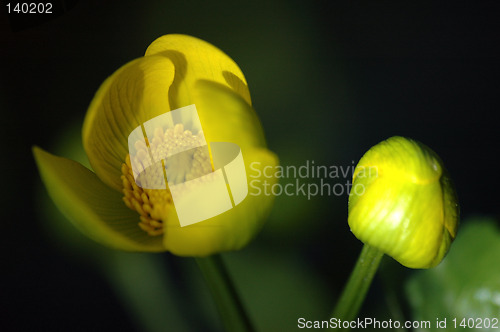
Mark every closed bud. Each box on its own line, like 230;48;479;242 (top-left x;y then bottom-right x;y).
348;136;459;268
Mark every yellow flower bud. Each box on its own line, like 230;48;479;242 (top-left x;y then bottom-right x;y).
348;136;459;269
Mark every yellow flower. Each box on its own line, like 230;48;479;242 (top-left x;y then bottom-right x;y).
34;34;278;256
348;136;459;268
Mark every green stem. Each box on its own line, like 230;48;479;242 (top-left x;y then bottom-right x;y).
196;255;254;332
332;244;384;323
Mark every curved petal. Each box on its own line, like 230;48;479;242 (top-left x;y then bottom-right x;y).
83;55;176;191
145;34;252;108
163;147;279;256
193;80;266;150
159;78;277;255
33;146;165;252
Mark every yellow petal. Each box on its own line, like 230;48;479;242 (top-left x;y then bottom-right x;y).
145;34;251;108
83;55;176;191
162;147;279;256
33;146;164;252
155;80;276;255
193;79;266;149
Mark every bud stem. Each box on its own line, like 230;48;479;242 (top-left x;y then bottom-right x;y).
196;255;254;332
331;244;384;323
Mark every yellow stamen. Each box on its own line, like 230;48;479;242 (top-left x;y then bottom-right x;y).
121;124;211;236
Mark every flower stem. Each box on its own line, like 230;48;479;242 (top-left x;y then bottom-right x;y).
196;255;254;332
332;244;384;323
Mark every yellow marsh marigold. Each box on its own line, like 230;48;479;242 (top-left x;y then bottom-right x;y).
34;34;278;256
348;136;459;268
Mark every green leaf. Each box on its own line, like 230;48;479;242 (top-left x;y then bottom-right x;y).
407;218;500;326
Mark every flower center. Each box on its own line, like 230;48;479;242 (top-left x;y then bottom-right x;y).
121;124;211;236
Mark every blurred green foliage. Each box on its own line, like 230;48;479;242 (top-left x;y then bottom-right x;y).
407;218;500;331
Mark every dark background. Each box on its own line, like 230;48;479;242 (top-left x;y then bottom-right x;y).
1;1;499;331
